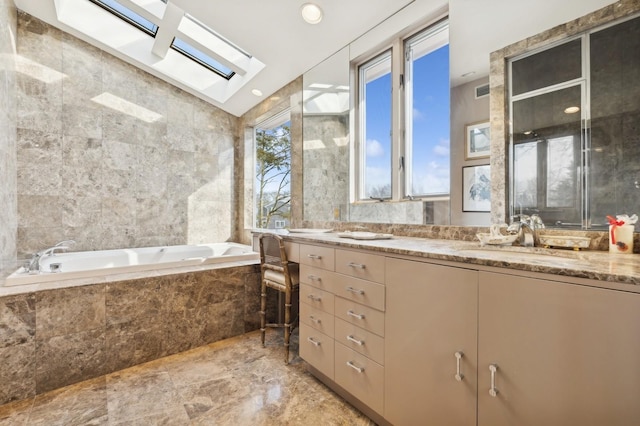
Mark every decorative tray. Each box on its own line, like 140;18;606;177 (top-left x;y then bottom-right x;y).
337;231;393;240
538;235;590;250
476;233;518;246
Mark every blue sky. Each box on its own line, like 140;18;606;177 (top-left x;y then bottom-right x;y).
365;44;450;196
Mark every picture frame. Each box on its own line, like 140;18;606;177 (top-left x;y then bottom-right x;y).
462;165;491;212
465;121;490;159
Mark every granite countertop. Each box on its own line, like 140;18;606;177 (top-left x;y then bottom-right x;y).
261;230;640;287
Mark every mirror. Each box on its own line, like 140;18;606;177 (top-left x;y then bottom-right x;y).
301;0;636;228
508;14;640;229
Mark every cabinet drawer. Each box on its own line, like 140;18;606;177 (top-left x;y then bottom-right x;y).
300;283;335;315
300;302;335;337
300;264;335;293
333;273;385;311
300;323;334;380
335;318;384;365
335;342;384;415
335;297;385;337
335;249;385;283
300;244;335;271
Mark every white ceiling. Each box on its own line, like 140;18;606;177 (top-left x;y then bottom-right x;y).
13;0;617;117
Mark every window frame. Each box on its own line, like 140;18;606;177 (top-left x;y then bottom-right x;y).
353;18;450;204
88;0;158;36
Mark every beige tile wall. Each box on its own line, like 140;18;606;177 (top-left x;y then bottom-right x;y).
14;12;239;260
0;0;17;274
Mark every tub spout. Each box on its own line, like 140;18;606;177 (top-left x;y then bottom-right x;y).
25;240;76;273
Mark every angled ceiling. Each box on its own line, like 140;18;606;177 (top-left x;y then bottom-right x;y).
13;0;618;117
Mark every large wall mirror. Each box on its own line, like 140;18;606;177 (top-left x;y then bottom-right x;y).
301;0;630;228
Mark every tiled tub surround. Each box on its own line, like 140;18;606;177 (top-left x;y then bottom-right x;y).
14;12;239;259
0;263;262;405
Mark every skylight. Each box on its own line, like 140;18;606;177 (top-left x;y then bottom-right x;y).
88;0;158;35
172;38;235;79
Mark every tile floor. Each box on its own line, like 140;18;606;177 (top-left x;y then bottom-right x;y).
0;330;375;425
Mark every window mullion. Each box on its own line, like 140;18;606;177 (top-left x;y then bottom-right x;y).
391;38;403;202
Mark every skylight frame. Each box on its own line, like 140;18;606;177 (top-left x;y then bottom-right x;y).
171;37;236;80
88;0;158;36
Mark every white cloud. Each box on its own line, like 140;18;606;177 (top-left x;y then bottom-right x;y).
366;139;385;157
433;138;450;156
413;108;425;121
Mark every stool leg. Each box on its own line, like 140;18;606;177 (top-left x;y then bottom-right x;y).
260;279;267;347
284;287;292;364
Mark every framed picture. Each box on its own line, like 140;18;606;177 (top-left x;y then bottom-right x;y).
463;165;491;212
465;121;490;159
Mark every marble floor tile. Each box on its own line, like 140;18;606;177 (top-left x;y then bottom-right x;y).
0;330;376;425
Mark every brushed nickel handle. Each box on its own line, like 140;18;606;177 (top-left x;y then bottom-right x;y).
346;335;365;346
309;315;321;324
455;351;464;381
347;310;365;320
346;360;364;373
307;254;322;259
489;364;499;397
307;294;321;302
307;274;321;281
348;262;366;269
307;337;321;346
345;286;365;295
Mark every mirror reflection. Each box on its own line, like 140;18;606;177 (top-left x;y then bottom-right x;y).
509;15;640;229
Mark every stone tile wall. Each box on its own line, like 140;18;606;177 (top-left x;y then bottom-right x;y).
0;264;261;405
0;0;17;275
14;12;239;261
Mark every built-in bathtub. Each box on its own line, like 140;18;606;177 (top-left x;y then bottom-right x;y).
0;242;264;405
5;242;259;287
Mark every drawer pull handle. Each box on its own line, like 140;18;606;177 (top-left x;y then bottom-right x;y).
489;364;499;397
347;310;365;320
309;315;321;324
348;262;366;269
346;360;365;373
347;335;365;346
454;351;464;381
307;337;321;347
307;254;322;260
308;274;321;281
345;286;365;295
307;294;322;302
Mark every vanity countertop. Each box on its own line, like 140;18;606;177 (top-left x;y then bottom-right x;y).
260;231;640;288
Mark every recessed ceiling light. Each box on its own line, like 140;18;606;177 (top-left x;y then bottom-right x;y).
564;106;580;114
251;89;263;96
301;3;323;24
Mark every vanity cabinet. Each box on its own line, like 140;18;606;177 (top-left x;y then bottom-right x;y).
385;257;478;426
293;237;640;425
299;244;336;380
478;272;640;426
298;243;386;415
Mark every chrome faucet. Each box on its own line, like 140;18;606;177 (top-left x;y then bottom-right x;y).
507;214;544;247
25;240;76;273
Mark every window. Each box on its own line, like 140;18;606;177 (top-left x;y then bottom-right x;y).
171;38;235;79
88;0;158;35
355;20;450;202
359;51;392;199
255;110;291;229
404;22;450;197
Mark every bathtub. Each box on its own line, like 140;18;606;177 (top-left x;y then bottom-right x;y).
5;242;259;287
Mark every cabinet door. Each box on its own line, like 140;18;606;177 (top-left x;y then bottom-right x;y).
478;272;640;426
385;258;478;426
